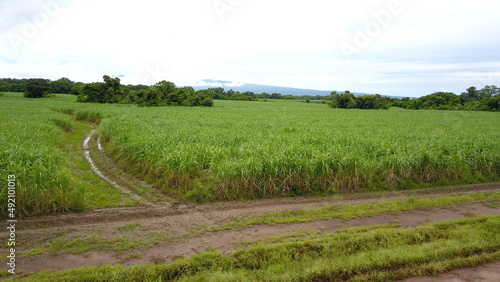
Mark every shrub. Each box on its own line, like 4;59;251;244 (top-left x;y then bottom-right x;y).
24;78;52;98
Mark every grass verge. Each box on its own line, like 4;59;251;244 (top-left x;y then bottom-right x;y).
18;225;173;259
212;192;500;231
16;216;500;281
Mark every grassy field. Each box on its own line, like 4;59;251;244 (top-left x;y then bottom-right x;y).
1;93;499;216
0;93;136;217
99;99;500;201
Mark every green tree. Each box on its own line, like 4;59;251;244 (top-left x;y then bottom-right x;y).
155;80;177;99
242;91;256;99
479;85;499;98
24;78;52;98
208;87;225;95
226;89;235;98
337;91;356;108
77;82;106;103
258;92;271;99
50;77;75;94
460;86;479;103
270;93;282;99
77;75;124;103
133;82;213;107
103;75;123;103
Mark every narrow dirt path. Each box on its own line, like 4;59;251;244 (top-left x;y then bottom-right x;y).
82;124;151;205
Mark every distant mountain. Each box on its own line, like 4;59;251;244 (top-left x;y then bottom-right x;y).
190;79;402;98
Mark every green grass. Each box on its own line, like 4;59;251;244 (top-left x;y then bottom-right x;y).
51;107;75;115
46;235;157;254
49;114;74;132
0;93;136;217
17;216;500;281
18;229;168;258
210;192;500;231
239;224;402;248
75;109;104;124
117;223;141;231
0;93;83;216
99;100;500;201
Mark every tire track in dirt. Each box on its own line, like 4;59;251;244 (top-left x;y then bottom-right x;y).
17;182;500;230
13;203;500;277
82;124;150;205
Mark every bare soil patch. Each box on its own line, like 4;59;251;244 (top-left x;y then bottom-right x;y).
404;261;500;282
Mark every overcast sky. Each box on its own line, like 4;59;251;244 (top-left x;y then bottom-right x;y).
1;0;499;97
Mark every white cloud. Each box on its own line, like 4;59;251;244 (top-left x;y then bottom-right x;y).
0;0;499;96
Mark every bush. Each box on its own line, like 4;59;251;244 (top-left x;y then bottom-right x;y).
203;98;214;107
24;78;52;98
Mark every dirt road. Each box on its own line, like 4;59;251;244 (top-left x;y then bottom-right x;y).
4;183;498;279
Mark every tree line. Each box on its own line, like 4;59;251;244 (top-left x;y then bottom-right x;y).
1;77;81;96
328;91;392;109
1;76;498;111
391;86;499;111
76;76;213;107
1;76;213;107
199;87;296;101
0;77;325;102
328;86;499;111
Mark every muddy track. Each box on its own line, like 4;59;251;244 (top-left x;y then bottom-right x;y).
17;182;500;230
12;199;500;277
82;123;151;204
